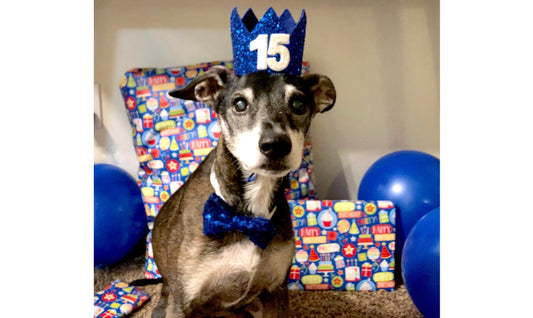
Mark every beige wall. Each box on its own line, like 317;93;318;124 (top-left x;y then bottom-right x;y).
94;0;439;200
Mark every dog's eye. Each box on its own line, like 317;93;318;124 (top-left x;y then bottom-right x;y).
290;98;306;115
233;98;248;112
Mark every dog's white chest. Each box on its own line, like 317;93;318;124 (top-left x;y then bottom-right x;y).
219;240;261;272
183;240;261;306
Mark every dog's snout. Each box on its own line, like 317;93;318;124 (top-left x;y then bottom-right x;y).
259;133;292;159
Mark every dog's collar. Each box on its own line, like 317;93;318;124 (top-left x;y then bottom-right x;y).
203;193;276;249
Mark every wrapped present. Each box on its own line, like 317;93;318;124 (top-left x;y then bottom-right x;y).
288;200;397;291
94;280;150;317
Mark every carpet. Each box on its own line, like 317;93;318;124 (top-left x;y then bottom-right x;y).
94;242;423;318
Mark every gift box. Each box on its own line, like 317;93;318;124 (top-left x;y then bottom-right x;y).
288;200;397;291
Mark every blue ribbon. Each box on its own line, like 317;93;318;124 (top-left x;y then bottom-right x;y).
203;193;276;249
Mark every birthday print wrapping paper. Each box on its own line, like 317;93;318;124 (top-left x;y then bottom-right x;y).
94;280;150;318
120;60;315;279
288;200;397;291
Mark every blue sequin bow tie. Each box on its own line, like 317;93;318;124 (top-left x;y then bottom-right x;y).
203;193;276;249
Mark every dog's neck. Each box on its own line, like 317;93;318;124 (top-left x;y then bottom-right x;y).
210;136;284;219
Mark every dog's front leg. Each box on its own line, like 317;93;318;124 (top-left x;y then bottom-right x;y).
257;285;290;318
152;281;170;318
152;282;186;318
242;297;263;318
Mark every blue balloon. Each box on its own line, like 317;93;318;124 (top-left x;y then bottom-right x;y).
358;150;440;252
94;164;147;268
402;207;440;318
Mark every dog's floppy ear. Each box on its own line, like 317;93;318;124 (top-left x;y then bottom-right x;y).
303;74;336;114
168;65;232;107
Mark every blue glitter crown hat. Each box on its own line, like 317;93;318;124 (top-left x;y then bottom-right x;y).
230;7;306;76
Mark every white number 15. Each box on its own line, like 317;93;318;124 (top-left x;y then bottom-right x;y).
249;33;290;72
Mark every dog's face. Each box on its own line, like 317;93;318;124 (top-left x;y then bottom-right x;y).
217;72;319;177
169;66;336;177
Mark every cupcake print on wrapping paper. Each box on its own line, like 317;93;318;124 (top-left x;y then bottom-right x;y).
288;200;397;291
119;61;315;279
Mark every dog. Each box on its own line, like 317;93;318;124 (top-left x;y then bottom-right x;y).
151;65;336;318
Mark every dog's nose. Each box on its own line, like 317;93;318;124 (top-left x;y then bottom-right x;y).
259;133;292;159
